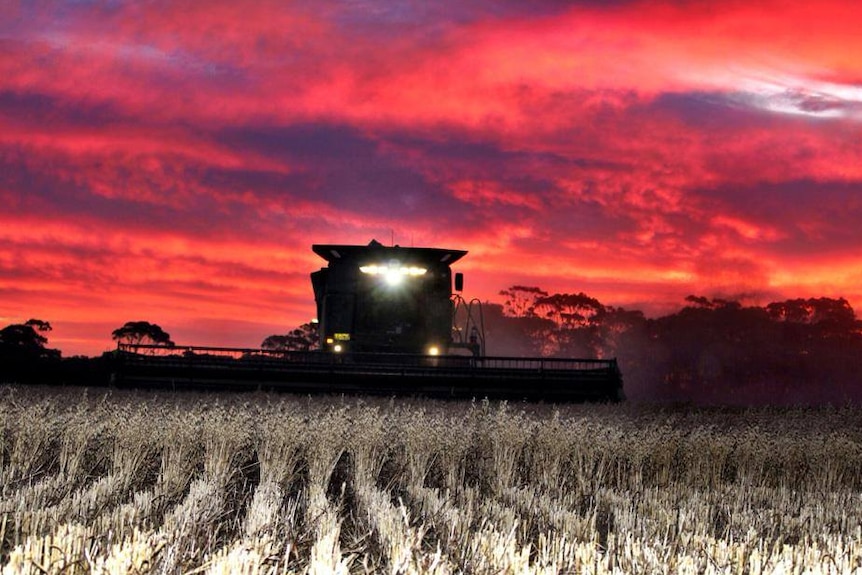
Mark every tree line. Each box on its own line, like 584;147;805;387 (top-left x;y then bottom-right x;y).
4;292;861;403
0;320;174;361
0;320;176;384
484;286;862;403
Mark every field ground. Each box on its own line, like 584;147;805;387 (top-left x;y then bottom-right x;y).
1;385;861;574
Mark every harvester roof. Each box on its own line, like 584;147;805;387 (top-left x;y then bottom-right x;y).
312;239;467;266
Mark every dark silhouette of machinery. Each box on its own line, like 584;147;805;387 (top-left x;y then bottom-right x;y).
311;239;481;356
114;240;623;401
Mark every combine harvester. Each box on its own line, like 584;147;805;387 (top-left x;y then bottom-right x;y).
114;240;623;401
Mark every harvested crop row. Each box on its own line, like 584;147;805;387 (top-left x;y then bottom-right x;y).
2;387;862;574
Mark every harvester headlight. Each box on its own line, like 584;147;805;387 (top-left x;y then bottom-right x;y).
360;262;427;287
427;345;440;356
385;269;404;286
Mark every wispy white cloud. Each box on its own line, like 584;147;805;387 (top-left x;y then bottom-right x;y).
730;73;862;119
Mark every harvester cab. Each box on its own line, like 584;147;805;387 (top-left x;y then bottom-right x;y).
311;239;478;356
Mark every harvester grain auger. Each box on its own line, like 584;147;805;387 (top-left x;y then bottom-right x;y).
114;240;624;402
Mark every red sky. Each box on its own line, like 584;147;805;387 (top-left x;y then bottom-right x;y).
2;0;862;356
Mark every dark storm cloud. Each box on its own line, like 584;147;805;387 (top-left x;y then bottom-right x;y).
0;90;120;128
217;123;463;217
0;150;252;239
647;92;773;129
695;179;862;256
332;0;600;29
384;129;624;172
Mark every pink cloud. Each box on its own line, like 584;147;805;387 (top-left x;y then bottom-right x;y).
2;0;862;356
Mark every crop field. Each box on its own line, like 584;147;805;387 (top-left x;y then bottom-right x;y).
1;386;861;574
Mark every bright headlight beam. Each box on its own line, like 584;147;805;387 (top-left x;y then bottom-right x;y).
384;269;403;286
360;264;427;277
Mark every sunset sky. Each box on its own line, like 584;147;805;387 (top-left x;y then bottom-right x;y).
3;1;862;356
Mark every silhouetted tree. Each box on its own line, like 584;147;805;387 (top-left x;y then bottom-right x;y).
763;297;862;394
495;286;559;355
112;321;174;346
25;318;53;332
498;285;548;318
653;297;764;392
532;292;606;356
767;297;861;339
0;319;60;360
262;322;319;351
534;292;606;329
